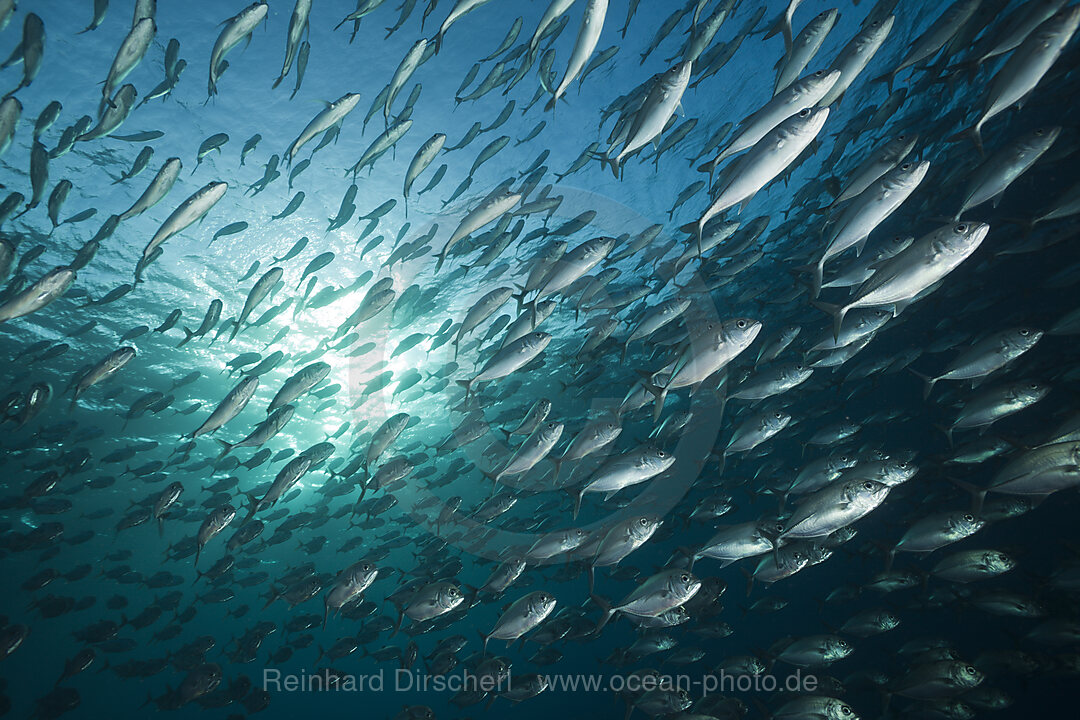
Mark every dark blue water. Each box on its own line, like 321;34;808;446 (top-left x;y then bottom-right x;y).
0;0;1079;718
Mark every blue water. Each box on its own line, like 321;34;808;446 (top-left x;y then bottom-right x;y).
1;0;1079;718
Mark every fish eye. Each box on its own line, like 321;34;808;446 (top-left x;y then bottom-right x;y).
1019;328;1029;336
863;481;874;490
901;162;911;170
680;574;690;583
736;320;747;328
955;224;967;233
1035;128;1044;135
963;514;973;522
657;450;666;457
842;707;853;716
814;70;824;76
965;666;976;674
798;108;811;117
639;518;649;526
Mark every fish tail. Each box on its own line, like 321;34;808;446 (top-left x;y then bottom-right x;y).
455;379;473;402
810;300;847;342
511;284;528;314
811;256;825;299
572;487;586;520
950;478;988;517
588;594;614;635
907;368;937;399
214;439;233;461
934;422;955;449
945;124;984;158
869;70;895;95
590;150;620;179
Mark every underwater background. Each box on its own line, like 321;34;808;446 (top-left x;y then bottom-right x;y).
0;0;1079;718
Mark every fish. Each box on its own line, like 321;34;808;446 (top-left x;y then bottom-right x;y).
702;69;839;177
403;133;445;214
215;405;294;459
574;444;674;518
267;362;330;413
186;376;258;439
273;0;312;89
79;0;109;34
113;145;154;185
811;159;931;297
434;0;496;53
284;93;362;167
138;181;228;276
948;6;1080;155
481;591;556;654
232;267;283;341
819;14;895;106
208;2;268;98
601;61;691;178
457;332;551;399
874;0;981;93
955;126;1060;220
209;221;248;246
347;118;413;177
386;38;427;124
912;327;1043;398
774;9;837;95
691;107;829;245
436;191;521;271
71;347;137;410
101;17;155;114
6;13;44;97
2;3;1080;716
553;0;611;112
592;569;701;633
813;222;990;340
0;267;76;325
